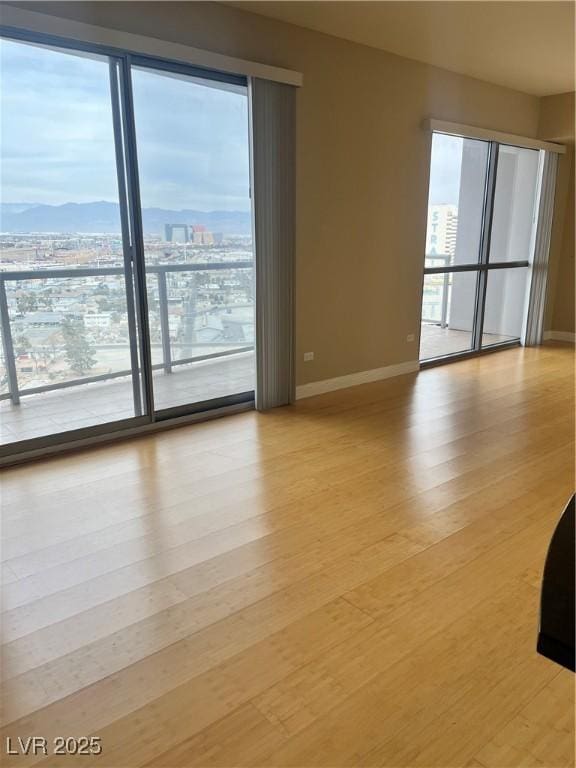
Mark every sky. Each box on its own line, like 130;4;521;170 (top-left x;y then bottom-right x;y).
428;133;464;207
0;38;251;211
1;37;463;213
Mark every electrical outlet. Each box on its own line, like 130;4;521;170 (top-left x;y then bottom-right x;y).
406;334;415;342
303;352;314;362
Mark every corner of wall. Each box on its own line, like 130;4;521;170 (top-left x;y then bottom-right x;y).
538;93;575;336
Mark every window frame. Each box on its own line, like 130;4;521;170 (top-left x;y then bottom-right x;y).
0;25;254;464
420;132;542;365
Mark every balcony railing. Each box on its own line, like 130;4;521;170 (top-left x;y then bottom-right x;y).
0;261;254;406
422;254;450;327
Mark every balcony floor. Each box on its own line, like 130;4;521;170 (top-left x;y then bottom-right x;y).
0;352;255;446
420;323;516;361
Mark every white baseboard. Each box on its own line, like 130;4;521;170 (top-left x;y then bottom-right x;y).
543;330;576;343
295;360;419;400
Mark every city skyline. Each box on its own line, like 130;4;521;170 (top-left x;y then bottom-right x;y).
0;201;252;235
1;38;464;219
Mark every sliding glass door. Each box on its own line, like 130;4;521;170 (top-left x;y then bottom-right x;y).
420;131;542;363
0;38;145;446
421;134;487;359
0;30;254;455
481;145;540;349
130;62;254;416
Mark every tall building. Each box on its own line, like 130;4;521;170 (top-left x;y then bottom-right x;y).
426;204;458;260
165;224;189;243
191;225;214;245
164;224;216;245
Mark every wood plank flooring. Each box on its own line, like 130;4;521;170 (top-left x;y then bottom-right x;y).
1;343;574;767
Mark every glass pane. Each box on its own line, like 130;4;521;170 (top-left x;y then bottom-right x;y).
0;38;141;446
482;267;529;347
420;271;477;361
131;65;254;412
489;146;541;263
425;133;489;268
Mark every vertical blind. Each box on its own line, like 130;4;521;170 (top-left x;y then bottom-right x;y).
251;78;297;410
524;151;559;346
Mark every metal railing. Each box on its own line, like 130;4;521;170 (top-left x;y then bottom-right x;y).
422;254;450;328
0;260;254;405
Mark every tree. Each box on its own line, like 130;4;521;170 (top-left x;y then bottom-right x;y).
37;292;53;310
14;334;31;358
61;316;96;375
16;293;38;314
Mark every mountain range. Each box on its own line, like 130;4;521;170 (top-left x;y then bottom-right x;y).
0;202;252;235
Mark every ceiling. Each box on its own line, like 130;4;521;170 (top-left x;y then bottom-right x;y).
229;1;575;96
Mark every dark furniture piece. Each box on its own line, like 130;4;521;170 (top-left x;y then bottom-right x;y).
537;493;575;672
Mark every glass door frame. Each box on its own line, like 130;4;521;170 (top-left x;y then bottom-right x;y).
127;54;255;423
420;134;541;366
0;25;255;462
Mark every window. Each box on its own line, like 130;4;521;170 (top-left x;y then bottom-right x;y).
0;38;143;443
424;133;489;270
0;32;254;450
419;132;542;363
130;63;254;414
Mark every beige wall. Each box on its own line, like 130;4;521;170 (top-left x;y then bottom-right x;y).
553;154;575;334
539;93;575;335
539;92;575;143
14;2;548;381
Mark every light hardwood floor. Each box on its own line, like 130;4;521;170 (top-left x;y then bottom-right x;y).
1;343;574;767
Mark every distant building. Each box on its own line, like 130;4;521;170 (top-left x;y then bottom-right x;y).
164;224;189;243
24;311;64;327
84;313;112;329
426;204;458;260
16;354;34;374
191;225;214;245
164;223;215;245
191;225;205;245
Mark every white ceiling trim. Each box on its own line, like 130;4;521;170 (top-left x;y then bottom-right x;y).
427;119;566;154
0;5;303;86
